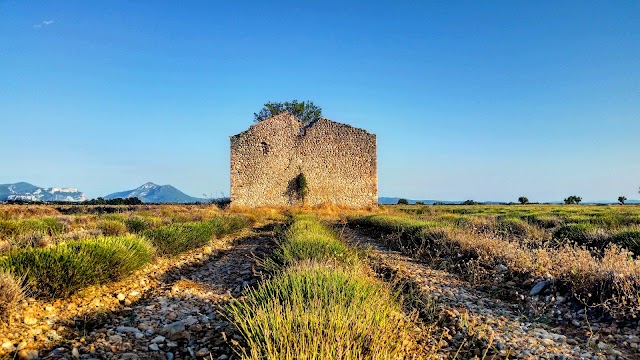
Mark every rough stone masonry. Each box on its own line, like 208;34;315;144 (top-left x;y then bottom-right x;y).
230;113;377;207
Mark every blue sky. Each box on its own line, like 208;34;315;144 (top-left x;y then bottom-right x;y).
1;1;638;202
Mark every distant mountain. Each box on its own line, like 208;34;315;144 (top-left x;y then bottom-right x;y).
0;182;86;202
104;182;205;203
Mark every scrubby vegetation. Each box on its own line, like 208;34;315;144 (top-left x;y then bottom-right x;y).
0;271;23;321
227;215;422;359
351;204;640;320
144;216;248;256
0;235;154;298
0;205;251;305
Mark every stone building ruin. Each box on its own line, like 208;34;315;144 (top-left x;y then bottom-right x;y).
230;113;377;207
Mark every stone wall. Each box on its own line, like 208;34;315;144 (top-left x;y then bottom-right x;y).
230;113;377;207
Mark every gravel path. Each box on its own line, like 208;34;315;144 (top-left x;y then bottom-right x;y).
1;225;276;360
349;230;635;360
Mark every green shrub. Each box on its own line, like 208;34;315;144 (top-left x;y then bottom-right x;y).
144;216;248;256
97;220;128;236
351;215;440;238
0;235;153;298
268;215;357;270
141;215;163;229
144;222;214;256
552;223;610;247
0;218;65;239
524;214;562;229
37;217;66;236
124;217;148;234
102;214;126;222
227;262;417;359
209;216;250;237
497;217;530;237
350;215;450;255
611;228;640;255
0;220;20;239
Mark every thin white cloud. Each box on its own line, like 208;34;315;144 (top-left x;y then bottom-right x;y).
33;20;54;29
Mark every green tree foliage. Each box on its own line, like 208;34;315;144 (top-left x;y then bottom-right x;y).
462;200;478;205
254;100;322;125
82;197;143;205
296;173;309;203
397;198;409;205
563;195;582;205
619;196;627;205
518;196;529;205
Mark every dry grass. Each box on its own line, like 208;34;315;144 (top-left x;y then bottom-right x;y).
352;211;640;320
0;270;24;321
0;205;61;220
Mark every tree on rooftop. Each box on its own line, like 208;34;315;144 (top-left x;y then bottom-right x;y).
253;100;322;126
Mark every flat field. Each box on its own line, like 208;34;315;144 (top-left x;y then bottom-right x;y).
1;204;639;359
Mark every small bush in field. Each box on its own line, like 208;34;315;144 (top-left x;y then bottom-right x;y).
102;214;126;222
124;217;148;234
0;218;65;239
552;223;609;246
144;216;248;256
144;222;214;256
267;215;358;270
611;228;640;254
0;235;154;298
142;216;163;229
227;262;417;360
497;217;530;237
0;270;23;320
209;216;250;237
525;214;561;229
98;220;128;236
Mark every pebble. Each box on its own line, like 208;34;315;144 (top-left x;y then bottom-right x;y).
196;348;210;357
148;343;159;351
161;321;187;340
151;335;166;343
17;349;39;360
495;264;508;272
116;326;141;335
71;347;80;358
529;281;549;296
108;335;123;344
23;316;37;325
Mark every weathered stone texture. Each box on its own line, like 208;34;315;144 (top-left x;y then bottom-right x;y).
230;113;377;207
